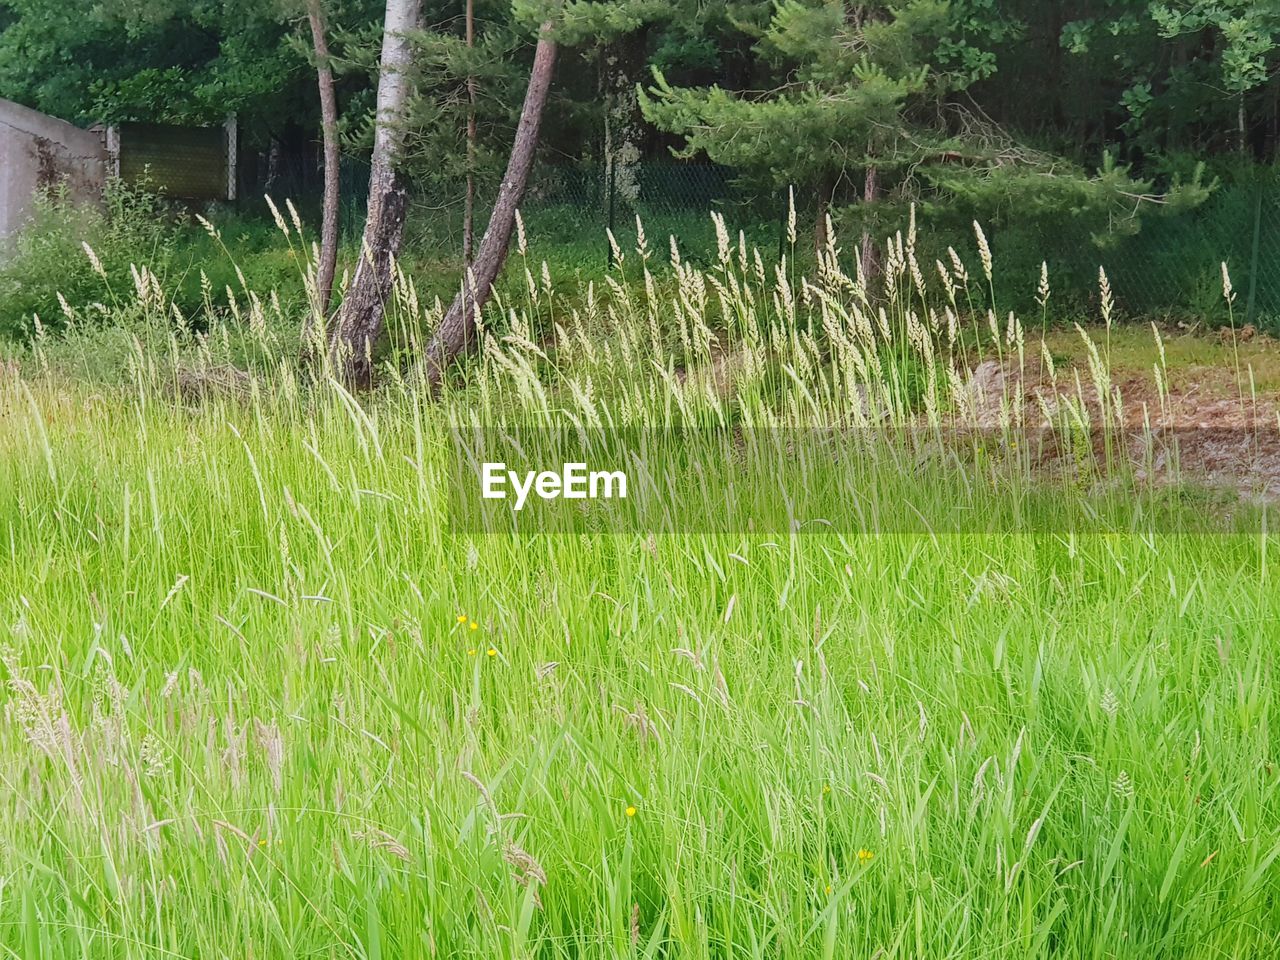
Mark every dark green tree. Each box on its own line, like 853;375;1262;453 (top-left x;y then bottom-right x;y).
642;0;1210;273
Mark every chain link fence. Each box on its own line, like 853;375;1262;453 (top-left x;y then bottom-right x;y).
1104;180;1280;327
326;158;781;267
976;176;1280;329
240;156;1280;331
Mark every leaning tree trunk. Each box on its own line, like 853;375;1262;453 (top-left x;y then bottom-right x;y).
305;0;341;348
327;0;421;387
419;22;558;391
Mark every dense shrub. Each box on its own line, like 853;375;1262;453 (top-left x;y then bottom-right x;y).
0;183;178;340
0;183;310;342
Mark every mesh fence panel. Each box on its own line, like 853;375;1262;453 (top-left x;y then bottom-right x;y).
1021;179;1280;328
240;157;1280;331
1105;181;1280;324
117;123;231;201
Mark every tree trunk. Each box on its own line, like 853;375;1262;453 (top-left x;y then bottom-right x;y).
327;0;421;387
1238;93;1247;154
858;164;880;288
265;138;282;193
305;0;341;345
814;176;834;257
419;22;558;391
463;0;477;264
603;27;648;210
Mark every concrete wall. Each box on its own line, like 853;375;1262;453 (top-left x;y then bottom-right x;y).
0;98;108;253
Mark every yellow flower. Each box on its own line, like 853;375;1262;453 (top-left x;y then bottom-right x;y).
857;848;874;864
487;648;497;658
456;614;467;623
825;884;832;895
469;621;479;631
822;784;831;795
626;805;637;818
467;649;476;657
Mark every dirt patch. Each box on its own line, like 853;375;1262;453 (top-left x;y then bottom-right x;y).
964;334;1280;502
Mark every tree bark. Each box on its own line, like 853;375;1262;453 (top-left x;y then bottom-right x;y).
306;0;341;341
463;0;477;264
265;138;282;194
419;21;558;391
858;163;880;288
1238;93;1247;154
603;27;648;210
814;175;834;257
327;0;421;387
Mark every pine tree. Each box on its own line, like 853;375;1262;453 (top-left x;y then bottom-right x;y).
642;0;1210;270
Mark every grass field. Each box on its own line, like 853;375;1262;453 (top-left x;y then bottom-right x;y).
1;214;1279;957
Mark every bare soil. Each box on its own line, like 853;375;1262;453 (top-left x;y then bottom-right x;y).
968;325;1280;502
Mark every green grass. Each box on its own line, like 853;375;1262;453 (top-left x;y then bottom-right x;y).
0;211;1278;957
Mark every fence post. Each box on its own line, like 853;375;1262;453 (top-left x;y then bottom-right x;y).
1246;179;1263;327
224;114;238;203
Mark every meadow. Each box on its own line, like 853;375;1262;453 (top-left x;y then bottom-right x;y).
1;208;1279;958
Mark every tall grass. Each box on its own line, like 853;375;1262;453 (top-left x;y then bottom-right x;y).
0;202;1278;957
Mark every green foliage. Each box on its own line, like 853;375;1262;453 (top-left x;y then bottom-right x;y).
922;152;1214;243
3;0;1280;335
642;0;1211;246
1049;1;1280;159
557;0;674;42
643;64;916;188
396;8;525;193
3;0;1280;178
0;0;296;131
0;184;176;340
1151;0;1280;95
0;187;310;343
641;0;963;191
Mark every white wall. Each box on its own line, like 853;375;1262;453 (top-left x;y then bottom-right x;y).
0;98;108;254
